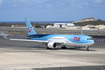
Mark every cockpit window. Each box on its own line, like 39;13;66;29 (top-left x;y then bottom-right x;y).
87;38;93;40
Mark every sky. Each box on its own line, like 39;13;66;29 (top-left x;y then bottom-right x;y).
0;0;105;22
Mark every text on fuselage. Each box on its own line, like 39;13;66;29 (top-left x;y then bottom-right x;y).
74;37;81;41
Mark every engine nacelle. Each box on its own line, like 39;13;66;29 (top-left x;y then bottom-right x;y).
47;42;57;48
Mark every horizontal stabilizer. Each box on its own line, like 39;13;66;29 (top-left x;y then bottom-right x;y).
1;31;7;39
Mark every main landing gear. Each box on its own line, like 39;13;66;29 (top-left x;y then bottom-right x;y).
61;45;67;49
86;46;89;51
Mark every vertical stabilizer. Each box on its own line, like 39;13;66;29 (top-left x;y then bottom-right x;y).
25;18;37;35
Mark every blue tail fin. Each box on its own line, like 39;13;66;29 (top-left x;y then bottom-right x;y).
25;18;37;35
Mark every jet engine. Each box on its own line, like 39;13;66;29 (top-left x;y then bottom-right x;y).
47;42;57;48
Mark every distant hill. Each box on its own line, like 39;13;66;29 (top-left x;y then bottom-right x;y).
73;17;98;23
73;17;105;26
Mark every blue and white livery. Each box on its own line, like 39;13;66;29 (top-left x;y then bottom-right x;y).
1;18;94;51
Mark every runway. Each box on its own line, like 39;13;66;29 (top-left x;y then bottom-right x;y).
0;37;105;70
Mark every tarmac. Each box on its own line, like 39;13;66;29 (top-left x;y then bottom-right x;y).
0;37;105;70
0;27;105;70
1;27;105;35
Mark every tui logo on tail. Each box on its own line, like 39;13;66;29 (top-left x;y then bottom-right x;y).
28;27;32;33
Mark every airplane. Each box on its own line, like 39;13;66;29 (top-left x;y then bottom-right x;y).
1;18;94;51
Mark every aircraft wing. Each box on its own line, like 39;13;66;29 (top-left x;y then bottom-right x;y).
10;39;64;44
6;37;64;44
1;31;47;42
11;38;63;44
10;39;48;43
1;32;63;44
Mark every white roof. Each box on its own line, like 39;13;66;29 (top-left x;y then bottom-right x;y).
54;23;67;24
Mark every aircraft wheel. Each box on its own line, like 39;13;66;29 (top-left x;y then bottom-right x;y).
46;47;50;49
86;48;89;51
61;46;67;49
74;46;80;49
86;46;89;51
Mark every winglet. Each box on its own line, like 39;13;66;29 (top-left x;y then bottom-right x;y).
81;31;83;35
1;31;7;39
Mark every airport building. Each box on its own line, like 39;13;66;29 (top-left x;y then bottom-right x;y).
54;23;75;28
46;23;75;28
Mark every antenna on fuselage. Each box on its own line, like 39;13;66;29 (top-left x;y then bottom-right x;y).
81;31;83;35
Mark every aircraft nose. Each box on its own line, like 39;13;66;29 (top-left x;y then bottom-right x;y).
87;40;95;45
90;40;95;45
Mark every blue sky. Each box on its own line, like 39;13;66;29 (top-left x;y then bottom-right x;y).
0;0;105;21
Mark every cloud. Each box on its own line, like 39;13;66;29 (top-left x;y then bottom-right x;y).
1;0;105;11
10;0;91;10
43;0;93;10
14;0;26;3
13;0;27;8
0;0;2;5
20;0;26;2
93;0;103;3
